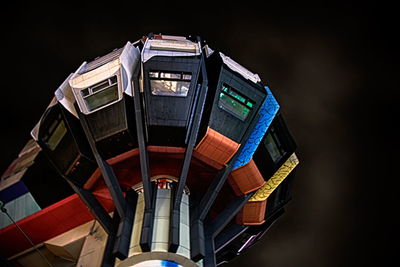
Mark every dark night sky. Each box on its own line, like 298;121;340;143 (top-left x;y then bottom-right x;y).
1;2;398;267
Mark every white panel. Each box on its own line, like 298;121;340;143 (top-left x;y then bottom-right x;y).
151;241;169;252
76;221;107;267
179;224;190;251
151;189;172;252
130;193;145;255
177;193;190;258
54;73;78;118
141;39;201;63
180;195;190;227
181;193;189;205
154;189;171;218
219;52;261;84
176;246;190;259
152;218;170;244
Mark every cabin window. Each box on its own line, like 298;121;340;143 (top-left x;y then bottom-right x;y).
149;71;191;97
81;76;119;112
264;126;286;163
218;84;254;121
43;114;67;151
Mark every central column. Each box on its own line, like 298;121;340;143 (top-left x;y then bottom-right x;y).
118;177;196;267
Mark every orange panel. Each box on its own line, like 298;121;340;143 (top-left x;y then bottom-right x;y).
228;159;266;195
195;127;240;165
236;200;266;225
147;146;186;154
192;150;225;170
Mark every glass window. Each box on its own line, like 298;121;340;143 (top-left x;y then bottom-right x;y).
80;76;119;112
47;120;67;151
264;127;286;163
84;84;119;111
149;71;191;97
218;84;254;121
43;114;67;151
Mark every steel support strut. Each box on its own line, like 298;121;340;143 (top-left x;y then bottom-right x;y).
170;49;209;252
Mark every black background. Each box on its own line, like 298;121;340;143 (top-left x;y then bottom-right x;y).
1;2;398;267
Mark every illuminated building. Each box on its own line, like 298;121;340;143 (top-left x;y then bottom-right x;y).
0;34;298;267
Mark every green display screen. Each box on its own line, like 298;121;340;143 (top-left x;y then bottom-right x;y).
218;84;254;120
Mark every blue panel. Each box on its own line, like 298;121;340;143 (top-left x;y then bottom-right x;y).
0;180;29;204
162;260;179;267
0;192;41;229
233;86;279;169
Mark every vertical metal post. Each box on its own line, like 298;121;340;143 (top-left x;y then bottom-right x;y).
77;109;127;218
131;62;152;210
113;191;137;259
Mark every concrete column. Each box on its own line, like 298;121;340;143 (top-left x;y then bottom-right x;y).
118;179;196;267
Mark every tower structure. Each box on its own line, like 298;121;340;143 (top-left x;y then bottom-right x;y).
0;34;299;267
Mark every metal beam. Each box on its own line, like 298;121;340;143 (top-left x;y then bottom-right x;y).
131;62;152;210
140;183;157;252
203;233;216;267
197;112;262;221
174;56;208;210
172;83;203;209
207;193;254;238
168;205;180;253
190;218;205;262
77;109;126;218
256;207;285;241
193;108;261;266
202;193;254;267
101;212;120;267
113;191;137;260
38;141;115;236
67;181;114;235
214;224;248;253
170;55;208;252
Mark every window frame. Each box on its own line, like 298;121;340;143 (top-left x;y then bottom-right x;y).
80;75;120;112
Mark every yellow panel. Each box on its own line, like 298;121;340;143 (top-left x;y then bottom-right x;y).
249;153;299;202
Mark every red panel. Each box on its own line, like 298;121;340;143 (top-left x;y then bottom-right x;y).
0;145;238;259
0;194;113;258
83;148;140;190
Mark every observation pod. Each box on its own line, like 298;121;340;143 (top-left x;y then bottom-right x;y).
202;51;267;142
0;34;299;267
192;50;267;170
70;42;140;159
141;35;202;146
32;83;97;187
